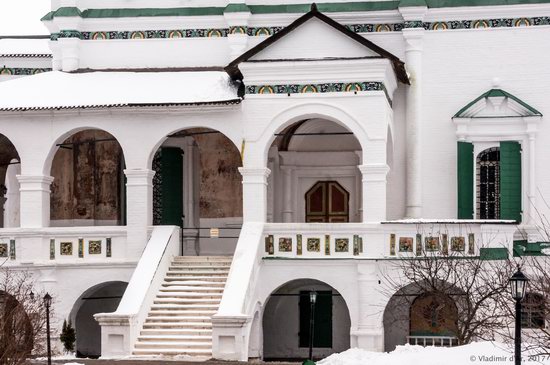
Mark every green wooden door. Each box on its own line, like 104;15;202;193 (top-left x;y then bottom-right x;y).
159;147;184;227
299;291;332;348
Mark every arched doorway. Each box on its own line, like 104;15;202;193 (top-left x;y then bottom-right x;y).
50;129;126;227
267;119;362;223
71;281;127;358
151;127;242;256
0;134;20;228
262;279;350;361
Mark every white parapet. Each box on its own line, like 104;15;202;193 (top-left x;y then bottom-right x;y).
94;225;180;358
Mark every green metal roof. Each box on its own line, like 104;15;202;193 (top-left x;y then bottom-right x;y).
454;88;542;118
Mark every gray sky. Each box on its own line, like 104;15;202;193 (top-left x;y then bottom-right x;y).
0;0;50;36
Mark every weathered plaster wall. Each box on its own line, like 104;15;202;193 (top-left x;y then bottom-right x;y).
50;130;123;224
193;130;242;218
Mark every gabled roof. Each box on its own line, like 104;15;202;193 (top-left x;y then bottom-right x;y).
225;4;409;85
454;88;542;118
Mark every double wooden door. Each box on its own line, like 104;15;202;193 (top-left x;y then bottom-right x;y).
305;181;349;223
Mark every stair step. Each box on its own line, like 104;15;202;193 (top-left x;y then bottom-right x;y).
168;266;230;271
164;277;227;282
135;341;212;349
150;304;219;310
132;349;212;357
142;322;212;329
159;288;224;294
148;310;216;316
174;256;232;260
138;335;211;342
140;329;212;336
166;272;229;277
154;298;220;305
156;292;222;298
146;316;212;323
171;261;232;267
162;280;227;287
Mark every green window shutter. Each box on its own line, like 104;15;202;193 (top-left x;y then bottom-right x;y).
299;291;333;348
500;141;522;222
457;141;474;219
160;147;184;227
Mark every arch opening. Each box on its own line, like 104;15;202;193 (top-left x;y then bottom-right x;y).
70;281;128;358
267;119;363;223
49;129;126;227
151;127;242;256
384;282;461;351
262;279;351;361
0;134;20;228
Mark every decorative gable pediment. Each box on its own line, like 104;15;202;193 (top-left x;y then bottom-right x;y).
248;17;379;61
454;89;542;119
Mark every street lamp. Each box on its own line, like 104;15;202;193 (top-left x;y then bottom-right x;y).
43;293;52;365
303;291;318;365
509;269;528;365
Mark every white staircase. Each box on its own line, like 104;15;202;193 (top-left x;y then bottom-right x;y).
132;256;232;358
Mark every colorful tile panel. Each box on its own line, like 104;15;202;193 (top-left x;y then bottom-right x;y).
9;239;15;260
106;238;112;258
442;234;449;255
60;242;73;255
353;235;359;256
335;238;349;253
307;238;321;252
416;234;422;256
399;237;414;252
78;238;84;258
425;237;440;252
325;235;330;255
297;234;302;255
265;235;274;255
451;237;465;252
0;243;7;258
390;234;396;256
0;67;51;76
50;239;55;260
278;237;293;252
468;234;475;255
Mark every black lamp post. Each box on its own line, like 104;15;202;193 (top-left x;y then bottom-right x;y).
43;293;52;365
304;291;317;365
509;269;528;365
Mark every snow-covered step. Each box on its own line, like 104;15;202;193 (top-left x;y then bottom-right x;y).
132;255;231;358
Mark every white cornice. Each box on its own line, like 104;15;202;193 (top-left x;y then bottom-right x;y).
424;3;550;22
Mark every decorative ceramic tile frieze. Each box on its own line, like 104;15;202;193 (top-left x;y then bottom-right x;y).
106;238;112;258
60;242;73;256
307;238;321;252
424;16;550;31
451;237;465;252
9;239;15;260
54;28;230;41
353;235;359;256
335;238;349;253
89;240;102;254
404;20;424;29
346;23;403;33
78;238;84;258
442;234;449;255
325;235;331;255
245;81;384;95
468;234;475;255
50;239;55;260
425;237;440;252
399;237;414;252
389;234;396;256
0;68;51;76
265;235;274;255
297;234;302;255
0;243;7;258
278;237;293;252
415;234;422;256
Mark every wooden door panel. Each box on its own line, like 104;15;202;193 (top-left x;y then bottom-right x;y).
306;181;349;223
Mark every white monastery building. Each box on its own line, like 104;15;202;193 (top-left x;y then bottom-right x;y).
0;0;548;360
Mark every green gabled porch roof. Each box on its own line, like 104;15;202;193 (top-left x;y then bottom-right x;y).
513;240;550;257
454;88;542;118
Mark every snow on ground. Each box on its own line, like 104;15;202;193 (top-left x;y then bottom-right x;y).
318;342;550;365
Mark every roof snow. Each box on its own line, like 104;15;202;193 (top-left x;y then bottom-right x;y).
0;38;51;57
0;71;240;111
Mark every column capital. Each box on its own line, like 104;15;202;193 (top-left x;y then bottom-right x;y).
124;169;155;183
16;175;54;191
239;167;271;182
358;164;390;181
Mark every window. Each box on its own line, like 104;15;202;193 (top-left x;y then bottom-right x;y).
476;148;500;219
522;293;545;329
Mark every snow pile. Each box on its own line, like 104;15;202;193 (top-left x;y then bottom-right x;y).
0;71;239;110
318;342;550;365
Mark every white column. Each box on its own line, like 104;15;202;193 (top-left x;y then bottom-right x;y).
281;167;293;222
239;167;270;223
403;27;425;218
353;262;384;351
17;175;54;228
359;164;389;222
4;160;20;228
125;169;155;258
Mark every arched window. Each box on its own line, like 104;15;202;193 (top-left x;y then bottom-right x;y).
476;148;500;219
522;292;545;329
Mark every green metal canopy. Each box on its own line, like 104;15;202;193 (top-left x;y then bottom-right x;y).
453;88;542;118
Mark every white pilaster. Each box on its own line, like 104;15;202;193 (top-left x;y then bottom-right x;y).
124;169;155;258
281;167;293;223
358;164;390;222
17;175;54;228
239;167;270;223
224;2;251;60
400;6;427;219
4;160;20;228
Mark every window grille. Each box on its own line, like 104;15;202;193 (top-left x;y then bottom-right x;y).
476;148;500;219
